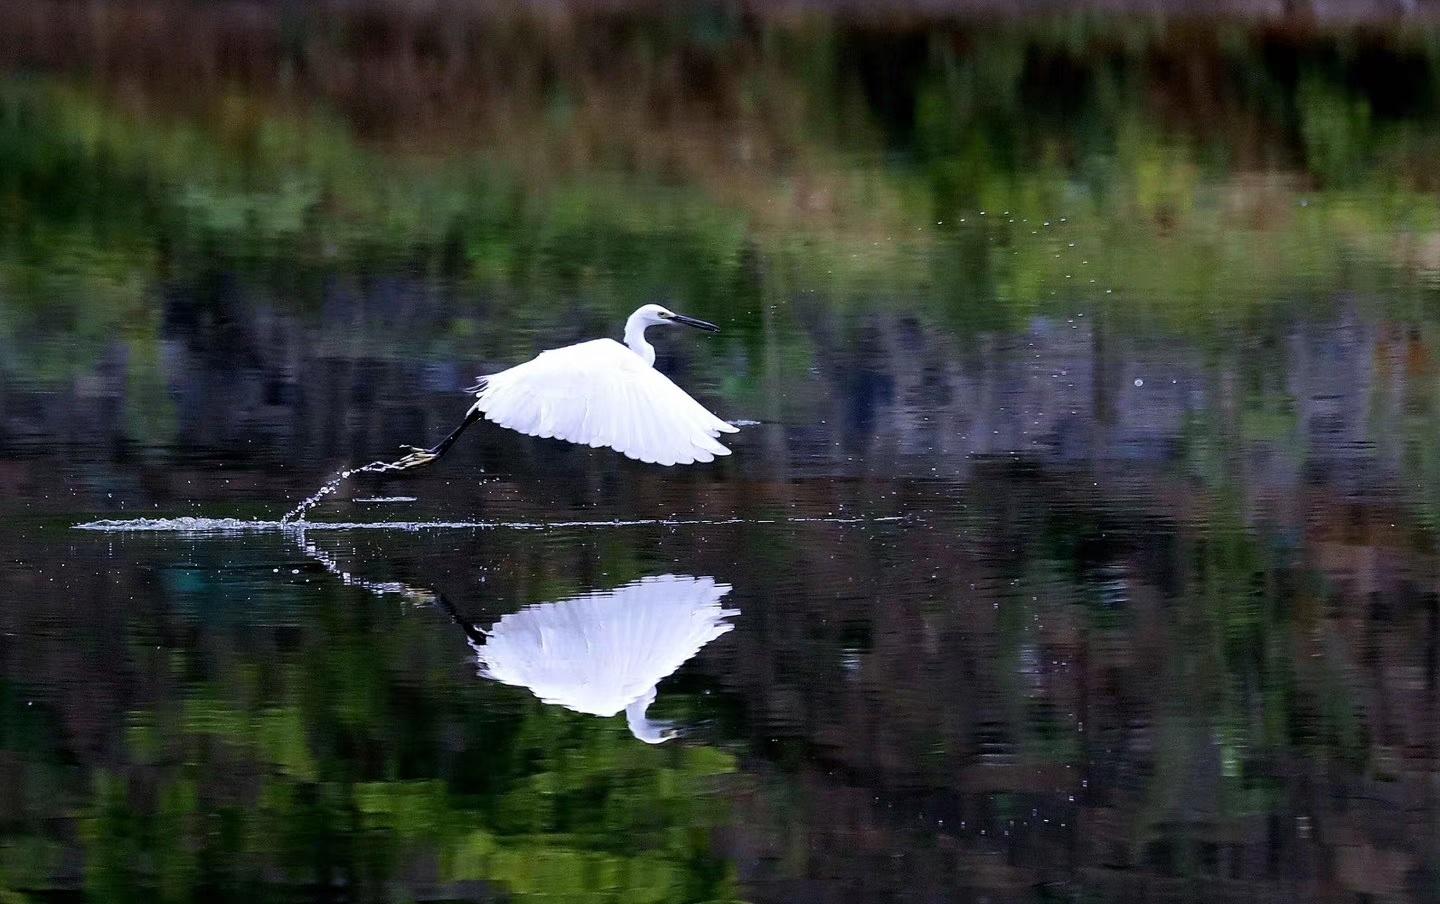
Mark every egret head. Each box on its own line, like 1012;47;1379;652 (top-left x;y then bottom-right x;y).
633;303;719;333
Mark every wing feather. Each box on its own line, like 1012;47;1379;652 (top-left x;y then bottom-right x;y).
472;339;735;466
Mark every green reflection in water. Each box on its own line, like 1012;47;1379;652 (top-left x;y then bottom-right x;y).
74;575;739;903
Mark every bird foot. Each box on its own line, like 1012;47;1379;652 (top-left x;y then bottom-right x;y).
393;448;439;470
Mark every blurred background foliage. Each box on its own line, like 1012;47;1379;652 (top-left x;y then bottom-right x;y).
8;7;1440;377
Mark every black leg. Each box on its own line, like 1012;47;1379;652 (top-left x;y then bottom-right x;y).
395;406;482;470
428;406;482;457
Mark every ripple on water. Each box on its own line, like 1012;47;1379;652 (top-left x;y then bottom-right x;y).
73;515;910;534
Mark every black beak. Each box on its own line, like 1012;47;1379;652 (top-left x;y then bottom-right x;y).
666;312;720;333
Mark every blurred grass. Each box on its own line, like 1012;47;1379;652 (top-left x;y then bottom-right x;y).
7;14;1440;369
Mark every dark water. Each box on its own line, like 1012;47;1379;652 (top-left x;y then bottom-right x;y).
6;3;1440;901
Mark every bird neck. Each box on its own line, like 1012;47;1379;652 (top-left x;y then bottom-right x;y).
625;687;674;744
623;312;657;367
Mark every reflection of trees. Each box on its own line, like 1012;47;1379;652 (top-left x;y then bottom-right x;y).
61;541;743;904
0;463;1434;899
695;476;1404;901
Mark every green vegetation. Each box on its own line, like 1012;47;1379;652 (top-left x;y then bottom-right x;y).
8;15;1440;380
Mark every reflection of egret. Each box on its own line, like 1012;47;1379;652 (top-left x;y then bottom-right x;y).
398;304;738;469
469;575;738;744
296;536;736;743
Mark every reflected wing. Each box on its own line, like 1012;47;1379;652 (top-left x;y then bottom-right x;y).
474;574;738;716
473;339;738;465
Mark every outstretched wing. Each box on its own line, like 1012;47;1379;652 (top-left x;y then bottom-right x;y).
473;339;739;466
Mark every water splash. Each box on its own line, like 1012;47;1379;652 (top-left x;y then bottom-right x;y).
74;515;909;534
77;517;283;534
280;450;439;524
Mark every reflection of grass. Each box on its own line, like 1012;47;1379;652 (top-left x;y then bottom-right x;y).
82;579;742;903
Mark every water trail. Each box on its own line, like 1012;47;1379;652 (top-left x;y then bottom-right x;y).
281;450;439;524
74;515;910;534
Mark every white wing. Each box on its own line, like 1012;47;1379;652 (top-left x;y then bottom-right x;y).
472;574;738;716
472;339;739;466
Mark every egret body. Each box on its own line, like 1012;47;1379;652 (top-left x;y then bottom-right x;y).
405;304;737;468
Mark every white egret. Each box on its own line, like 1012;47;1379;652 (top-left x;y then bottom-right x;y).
469;574;738;743
400;304;738;469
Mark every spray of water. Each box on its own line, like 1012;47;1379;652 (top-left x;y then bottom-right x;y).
280;448;440;524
